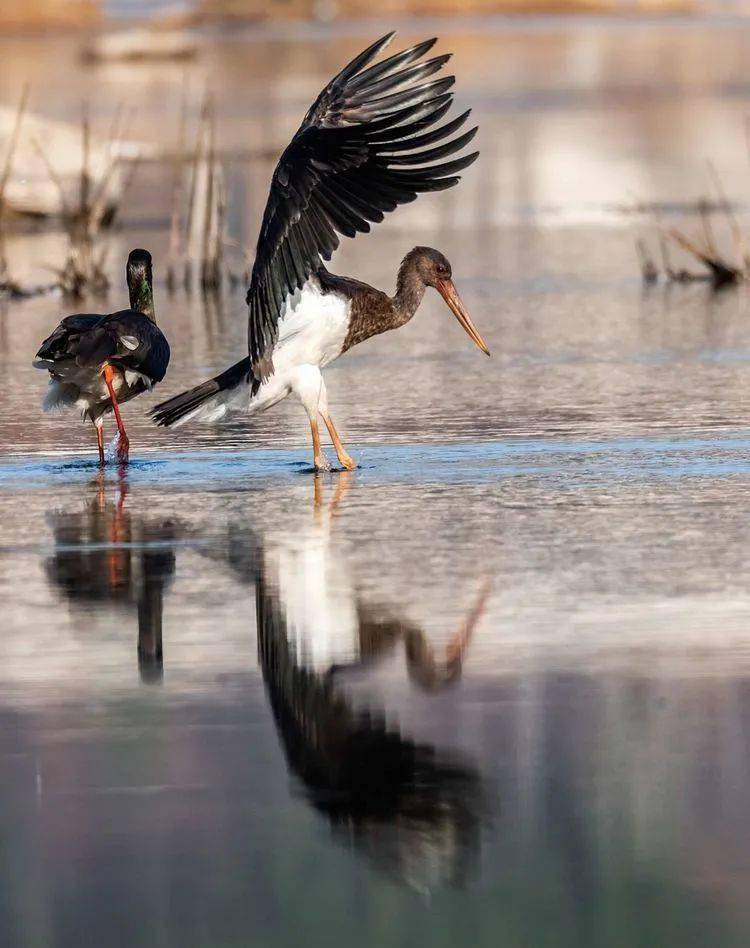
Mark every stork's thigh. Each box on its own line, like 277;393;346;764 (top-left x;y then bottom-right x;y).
289;365;324;417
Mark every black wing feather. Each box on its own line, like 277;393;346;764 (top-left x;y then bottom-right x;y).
245;33;479;377
381;127;478;165
347;55;451;103
346;37;437;92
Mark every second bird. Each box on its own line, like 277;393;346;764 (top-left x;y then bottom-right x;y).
152;32;489;471
34;249;170;464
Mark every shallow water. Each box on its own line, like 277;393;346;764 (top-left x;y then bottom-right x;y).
3;15;750;948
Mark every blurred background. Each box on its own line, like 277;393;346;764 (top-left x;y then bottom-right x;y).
0;0;709;30
4;4;750;948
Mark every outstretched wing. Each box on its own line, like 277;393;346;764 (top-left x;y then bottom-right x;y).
247;32;479;378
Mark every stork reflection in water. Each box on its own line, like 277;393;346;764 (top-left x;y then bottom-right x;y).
45;476;177;683
210;477;492;890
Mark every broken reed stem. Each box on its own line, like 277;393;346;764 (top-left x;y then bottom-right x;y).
32;104;143;298
184;95;209;268
116;154;141;207
698;197;717;258
80;104;91;230
206;164;226;289
105;101;125;153
216;169;227;264
164;90;238;294
167;73;190;291
31;136;71;219
652;209;676;280
636;238;658;284
0;83;30;212
668;228;740;286
706;159;747;273
88;155;121;224
0;84;30;286
201;98;222;290
201;104;215;281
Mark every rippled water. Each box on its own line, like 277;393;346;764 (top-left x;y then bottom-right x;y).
3;16;750;948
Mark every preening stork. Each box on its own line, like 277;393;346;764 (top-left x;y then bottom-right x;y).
33;250;170;464
152;32;489;470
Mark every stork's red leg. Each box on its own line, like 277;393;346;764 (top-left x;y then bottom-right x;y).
95;423;105;465
103;364;130;463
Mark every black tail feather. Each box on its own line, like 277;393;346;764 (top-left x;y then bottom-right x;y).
151;357;253;427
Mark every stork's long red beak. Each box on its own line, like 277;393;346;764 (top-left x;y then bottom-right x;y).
436;279;490;356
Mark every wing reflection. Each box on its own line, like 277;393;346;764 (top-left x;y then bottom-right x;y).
242;477;490;892
45;475;177;683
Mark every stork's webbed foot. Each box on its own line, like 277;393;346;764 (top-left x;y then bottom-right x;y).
337;453;357;471
320;411;356;471
116;431;130;464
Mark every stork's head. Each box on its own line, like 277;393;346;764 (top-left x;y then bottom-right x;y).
409;247;490;356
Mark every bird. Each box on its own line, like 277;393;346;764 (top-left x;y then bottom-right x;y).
151;32;489;471
201;476;487;890
44;476;177;684
33;249;170;465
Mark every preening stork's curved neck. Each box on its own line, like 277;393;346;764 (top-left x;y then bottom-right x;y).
127;249;155;322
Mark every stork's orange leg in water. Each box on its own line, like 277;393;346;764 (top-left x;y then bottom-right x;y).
94;422;105;465
103;364;130;463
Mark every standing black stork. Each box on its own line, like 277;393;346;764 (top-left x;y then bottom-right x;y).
152;32;489;471
33;249;170;464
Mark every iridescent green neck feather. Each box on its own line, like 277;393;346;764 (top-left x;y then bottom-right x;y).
129;277;155;321
126;249;155;322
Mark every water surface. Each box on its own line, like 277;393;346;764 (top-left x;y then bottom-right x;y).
2;15;750;948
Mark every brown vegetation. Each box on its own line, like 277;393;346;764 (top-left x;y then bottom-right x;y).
167;90;246;295
0;86;29;297
28;106;139;299
637;170;747;290
0;1;98;31
198;0;692;19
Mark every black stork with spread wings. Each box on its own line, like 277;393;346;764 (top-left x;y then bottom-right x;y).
152;33;489;471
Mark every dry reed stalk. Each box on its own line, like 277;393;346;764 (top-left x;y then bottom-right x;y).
706;160;748;274
200;100;227;291
33;105;141;299
668;228;740;287
0;84;29;292
635;239;658;285
166;73;190;292
182;95;210;290
0;84;29;212
201;101;217;289
169;91;236;294
641;190;743;289
698;197;718;259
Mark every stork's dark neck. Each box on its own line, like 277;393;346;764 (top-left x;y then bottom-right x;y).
392;253;428;325
319;258;428;354
127;265;155;322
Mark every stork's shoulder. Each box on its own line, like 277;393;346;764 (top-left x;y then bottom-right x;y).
317;267;388;307
317;267;394;352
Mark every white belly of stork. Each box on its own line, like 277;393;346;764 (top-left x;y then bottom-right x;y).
195;277;351;423
276;277;351;371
